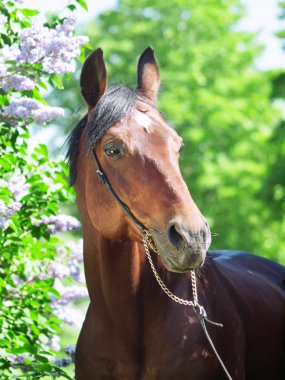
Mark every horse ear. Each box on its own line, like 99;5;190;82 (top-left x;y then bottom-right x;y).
80;48;108;110
137;47;160;103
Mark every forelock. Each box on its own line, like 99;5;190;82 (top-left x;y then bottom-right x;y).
66;85;137;185
86;85;137;151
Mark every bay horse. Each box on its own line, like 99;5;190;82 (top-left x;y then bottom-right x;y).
67;47;285;380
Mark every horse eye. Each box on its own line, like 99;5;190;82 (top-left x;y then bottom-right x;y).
105;147;120;157
104;142;123;158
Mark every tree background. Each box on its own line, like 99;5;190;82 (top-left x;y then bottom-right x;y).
53;0;285;263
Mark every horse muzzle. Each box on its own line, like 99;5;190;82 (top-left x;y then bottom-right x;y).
150;220;211;273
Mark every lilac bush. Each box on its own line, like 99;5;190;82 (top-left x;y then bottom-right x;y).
0;0;89;378
3;97;65;123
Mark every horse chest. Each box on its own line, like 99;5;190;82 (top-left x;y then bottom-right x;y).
139;313;224;380
76;305;230;380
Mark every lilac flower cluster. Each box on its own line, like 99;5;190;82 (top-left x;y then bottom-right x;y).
17;16;89;74
54;279;88;306
39;239;84;281
2;74;36;92
52;303;86;329
0;15;7;27
0;47;19;80
0;14;88;101
55;345;75;367
0;173;29;200
9;238;86;334
36;214;81;234
0;200;22;229
8;353;30;366
3;97;64;124
48;335;61;352
7;174;29;199
46;239;87;329
7;236;86;359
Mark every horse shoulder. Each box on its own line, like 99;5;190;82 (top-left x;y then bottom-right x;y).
206;250;285;379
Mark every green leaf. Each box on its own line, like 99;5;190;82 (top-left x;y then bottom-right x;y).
67;4;76;11
35;354;49;363
19;8;40;17
8;219;18;233
35;144;48;157
50;73;64;90
75;0;88;11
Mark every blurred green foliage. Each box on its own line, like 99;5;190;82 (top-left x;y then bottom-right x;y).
54;0;285;262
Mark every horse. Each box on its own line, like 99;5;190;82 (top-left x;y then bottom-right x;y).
66;47;285;380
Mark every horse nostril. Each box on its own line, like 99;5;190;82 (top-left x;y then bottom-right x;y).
168;224;185;250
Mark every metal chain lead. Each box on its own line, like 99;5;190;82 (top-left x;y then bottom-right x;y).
142;231;199;308
142;231;233;380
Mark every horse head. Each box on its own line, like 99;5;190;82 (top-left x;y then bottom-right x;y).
72;47;211;273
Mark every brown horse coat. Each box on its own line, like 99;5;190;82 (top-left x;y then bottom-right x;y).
66;47;285;380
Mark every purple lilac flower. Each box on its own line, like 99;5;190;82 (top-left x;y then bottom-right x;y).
69;264;85;283
0;200;6;214
56;15;76;36
64;345;75;361
6;201;22;217
3;97;39;118
28;238;86;329
18;19;52;64
17;17;89;74
11;274;23;286
0;200;22;229
8;353;31;365
42;59;75;75
36;214;81;234
0;63;7;78
56;239;83;260
55;357;72;367
33;105;65;124
49;335;61;352
0;15;7;27
0;217;9;230
54;345;75;367
48;262;71;280
7;174;29;200
52;304;84;329
54;280;88;306
3;97;64;123
0;45;20;63
3;74;36;92
68;239;83;261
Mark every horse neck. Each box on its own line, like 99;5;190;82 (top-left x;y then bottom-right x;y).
82;222;174;322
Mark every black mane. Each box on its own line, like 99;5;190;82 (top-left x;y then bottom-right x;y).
66;85;137;185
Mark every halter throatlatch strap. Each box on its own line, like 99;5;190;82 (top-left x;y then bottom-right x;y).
92;150;233;380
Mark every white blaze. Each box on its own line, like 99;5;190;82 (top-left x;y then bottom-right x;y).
135;111;152;133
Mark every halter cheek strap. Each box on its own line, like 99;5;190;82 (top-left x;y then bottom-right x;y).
92;150;146;233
